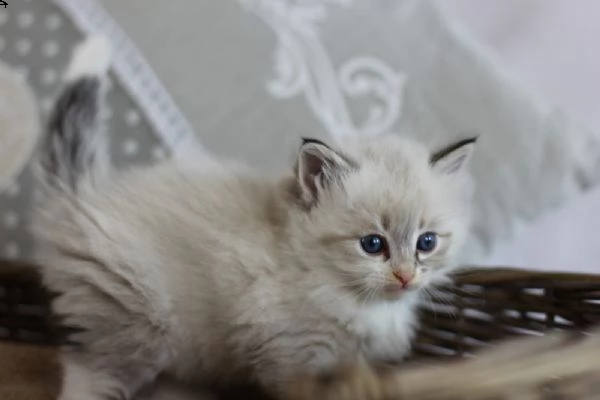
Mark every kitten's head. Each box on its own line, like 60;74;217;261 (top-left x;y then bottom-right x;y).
290;134;476;301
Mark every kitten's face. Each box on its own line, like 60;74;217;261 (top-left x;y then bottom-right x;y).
293;135;475;302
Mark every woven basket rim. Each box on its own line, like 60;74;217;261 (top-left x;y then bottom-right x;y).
454;266;600;284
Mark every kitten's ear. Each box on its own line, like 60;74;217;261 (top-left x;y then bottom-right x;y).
430;137;477;175
295;138;353;205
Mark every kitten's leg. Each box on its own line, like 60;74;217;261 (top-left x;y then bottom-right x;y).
59;361;210;400
53;282;173;400
58;354;166;400
286;364;392;400
250;334;386;400
250;341;345;399
59;360;110;400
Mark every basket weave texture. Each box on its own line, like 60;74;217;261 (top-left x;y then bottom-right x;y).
1;260;600;400
412;267;600;360
0;261;56;346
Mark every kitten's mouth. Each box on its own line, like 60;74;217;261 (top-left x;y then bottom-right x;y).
382;283;406;294
382;281;419;296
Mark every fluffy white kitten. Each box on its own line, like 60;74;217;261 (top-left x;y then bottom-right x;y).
32;37;476;400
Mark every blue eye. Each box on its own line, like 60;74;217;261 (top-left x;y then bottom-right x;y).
416;232;438;252
360;234;387;255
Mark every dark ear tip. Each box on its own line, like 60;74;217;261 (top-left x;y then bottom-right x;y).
430;135;479;165
460;135;478;146
301;137;329;147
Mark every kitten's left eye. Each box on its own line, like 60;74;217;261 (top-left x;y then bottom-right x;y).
416;232;438;253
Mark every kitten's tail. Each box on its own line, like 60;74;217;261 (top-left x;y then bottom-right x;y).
37;36;112;194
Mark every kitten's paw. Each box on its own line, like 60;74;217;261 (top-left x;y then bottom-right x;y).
58;361;108;400
286;364;393;400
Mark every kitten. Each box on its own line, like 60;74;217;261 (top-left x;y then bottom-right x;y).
32;37;476;400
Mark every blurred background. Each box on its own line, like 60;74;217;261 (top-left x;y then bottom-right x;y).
444;0;600;271
0;0;599;273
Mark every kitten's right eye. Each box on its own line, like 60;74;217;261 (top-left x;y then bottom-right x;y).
360;234;387;255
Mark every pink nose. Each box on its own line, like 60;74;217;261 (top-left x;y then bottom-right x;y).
392;272;413;288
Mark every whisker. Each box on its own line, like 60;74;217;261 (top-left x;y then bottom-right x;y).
424;286;457;319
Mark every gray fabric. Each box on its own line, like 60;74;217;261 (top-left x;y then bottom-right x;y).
1;0;598;263
99;0;600;262
0;1;164;260
0;60;38;192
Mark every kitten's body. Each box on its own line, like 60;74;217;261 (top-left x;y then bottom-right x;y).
36;145;422;393
33;38;475;400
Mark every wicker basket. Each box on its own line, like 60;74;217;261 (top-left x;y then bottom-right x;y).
289;268;600;400
0;260;57;346
1;260;600;400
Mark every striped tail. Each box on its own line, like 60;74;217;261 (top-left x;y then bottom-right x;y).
37;36;112;194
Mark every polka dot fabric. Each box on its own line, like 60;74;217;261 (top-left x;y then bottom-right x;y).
0;2;168;260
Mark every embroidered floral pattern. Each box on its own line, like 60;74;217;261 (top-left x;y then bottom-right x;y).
240;0;407;140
